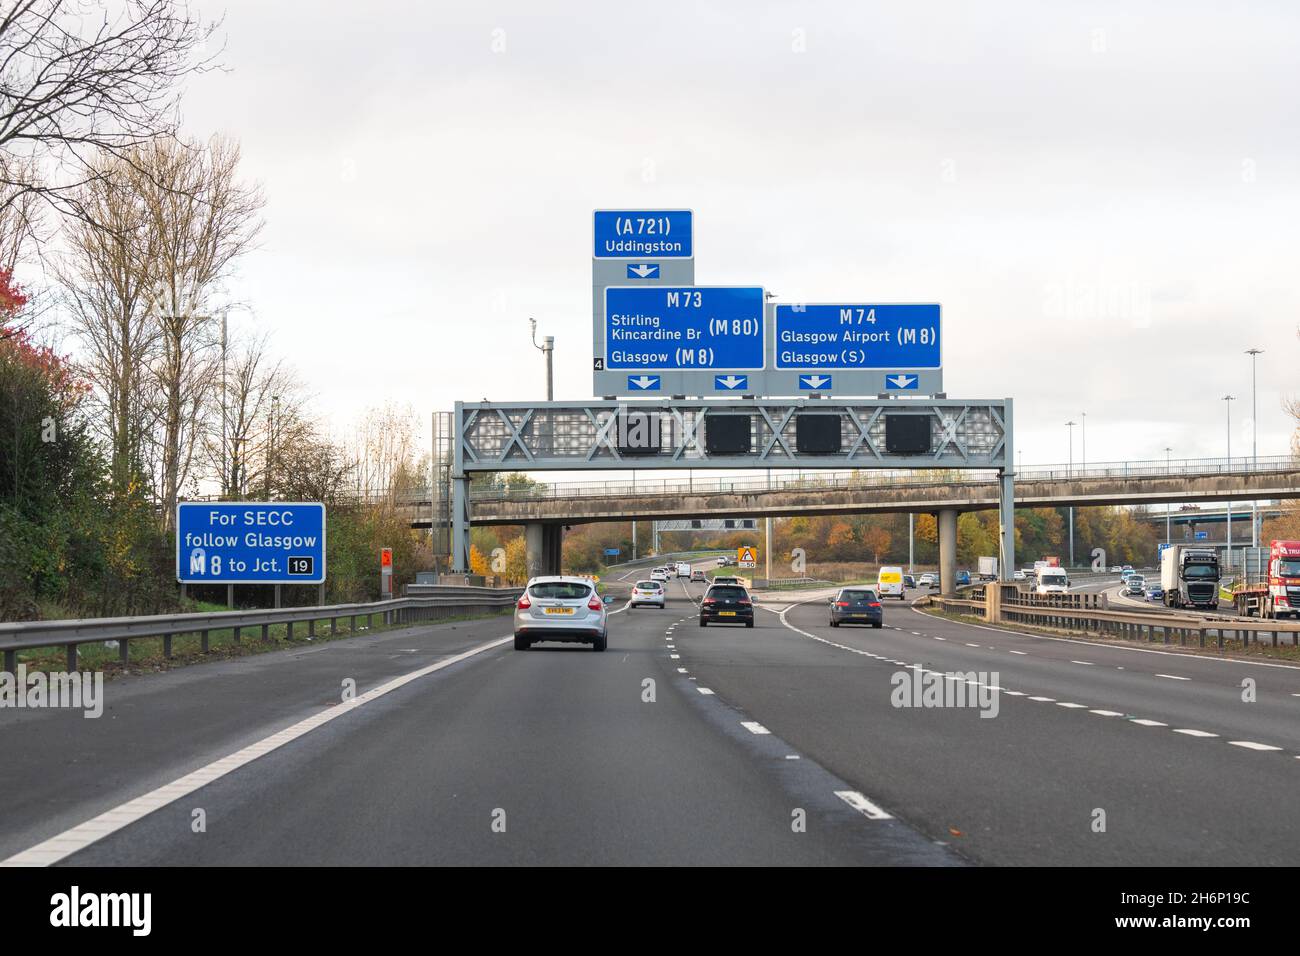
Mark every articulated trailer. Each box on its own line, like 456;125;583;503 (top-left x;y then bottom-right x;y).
1232;540;1300;619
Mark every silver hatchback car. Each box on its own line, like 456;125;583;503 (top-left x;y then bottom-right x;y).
514;576;608;651
630;580;666;608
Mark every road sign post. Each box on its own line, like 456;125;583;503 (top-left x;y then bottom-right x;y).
176;502;326;586
772;303;943;396
593;210;696;397
600;285;766;396
380;547;393;598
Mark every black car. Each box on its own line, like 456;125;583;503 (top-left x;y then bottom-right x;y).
699;584;754;627
829;587;883;628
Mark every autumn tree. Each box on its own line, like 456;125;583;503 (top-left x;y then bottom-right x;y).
862;525;891;563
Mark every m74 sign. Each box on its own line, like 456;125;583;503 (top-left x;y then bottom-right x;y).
176;502;326;584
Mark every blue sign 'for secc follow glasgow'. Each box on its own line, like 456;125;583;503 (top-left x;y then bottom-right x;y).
176;502;326;584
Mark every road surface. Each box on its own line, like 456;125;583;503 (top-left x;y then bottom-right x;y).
3;581;1297;866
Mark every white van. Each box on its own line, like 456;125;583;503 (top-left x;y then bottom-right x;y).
877;566;906;600
1035;567;1070;594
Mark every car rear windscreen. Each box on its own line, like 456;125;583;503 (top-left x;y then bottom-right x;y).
841;590;877;602
708;586;748;600
529;582;592;600
634;581;660;589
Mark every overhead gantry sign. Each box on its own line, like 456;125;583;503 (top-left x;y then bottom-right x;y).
450;397;1014;584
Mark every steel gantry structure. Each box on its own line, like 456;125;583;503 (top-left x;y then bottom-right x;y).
450;397;1014;593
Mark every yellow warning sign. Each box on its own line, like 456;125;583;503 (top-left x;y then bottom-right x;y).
737;546;758;568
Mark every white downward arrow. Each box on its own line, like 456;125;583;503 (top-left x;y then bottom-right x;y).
718;376;744;388
888;375;916;388
630;265;656;277
631;376;657;388
802;375;829;388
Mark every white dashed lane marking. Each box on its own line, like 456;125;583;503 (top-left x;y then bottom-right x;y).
741;721;770;735
769;595;1300;764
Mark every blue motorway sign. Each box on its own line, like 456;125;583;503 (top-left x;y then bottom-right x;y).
605;286;764;371
774;304;941;370
1195;531;1209;540
177;502;326;584
594;210;693;259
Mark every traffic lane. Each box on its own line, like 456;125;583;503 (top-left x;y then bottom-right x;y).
674;602;1300;865
59;580;957;865
0;612;520;861
788;600;1300;751
1102;583;1236;617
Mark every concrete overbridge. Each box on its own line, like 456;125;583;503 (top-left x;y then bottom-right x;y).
407;429;1298;594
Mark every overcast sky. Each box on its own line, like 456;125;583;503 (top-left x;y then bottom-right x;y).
174;0;1298;472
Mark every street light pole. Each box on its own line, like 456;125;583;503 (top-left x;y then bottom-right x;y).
221;312;228;497
1246;348;1263;549
1066;420;1076;567
1223;394;1235;573
1170;447;1180;546
529;318;554;401
1081;411;1087;471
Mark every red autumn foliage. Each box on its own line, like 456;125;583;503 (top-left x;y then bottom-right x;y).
0;269;89;401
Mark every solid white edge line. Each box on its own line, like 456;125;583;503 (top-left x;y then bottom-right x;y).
0;633;514;867
834;790;894;821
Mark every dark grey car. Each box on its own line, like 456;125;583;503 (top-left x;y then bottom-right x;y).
829;587;884;628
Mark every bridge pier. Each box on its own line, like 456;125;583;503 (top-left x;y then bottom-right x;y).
526;523;564;577
939;508;958;597
451;475;470;572
999;466;1015;582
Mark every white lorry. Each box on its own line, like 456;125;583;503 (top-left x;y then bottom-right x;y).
1160;546;1219;610
977;556;998;581
676;562;691;578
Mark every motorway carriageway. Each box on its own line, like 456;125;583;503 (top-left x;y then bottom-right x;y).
2;579;1298;866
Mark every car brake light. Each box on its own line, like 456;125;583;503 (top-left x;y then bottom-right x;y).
835;601;849;607
517;595;531;609
703;597;716;605
869;602;881;608
737;599;751;606
587;595;602;610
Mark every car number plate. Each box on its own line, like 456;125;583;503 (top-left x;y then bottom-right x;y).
719;611;736;617
544;607;574;615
